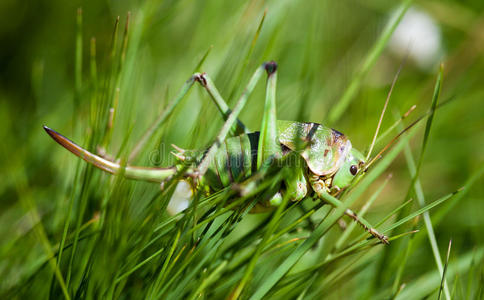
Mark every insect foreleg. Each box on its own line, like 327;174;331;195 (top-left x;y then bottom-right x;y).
309;178;389;244
283;155;309;202
343;208;389;244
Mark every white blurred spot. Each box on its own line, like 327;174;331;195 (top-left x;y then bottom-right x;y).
166;181;192;215
389;7;442;70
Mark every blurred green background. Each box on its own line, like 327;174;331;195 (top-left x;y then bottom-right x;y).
1;0;483;298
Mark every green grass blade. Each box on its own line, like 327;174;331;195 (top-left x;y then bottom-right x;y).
74;8;82;108
128;76;197;161
391;219;418;295
405;65;451;299
232;189;290;298
188;260;228;300
328;0;412;123
382;190;459;234
114;246;165;284
395;247;484;300
438;240;452;300
227;10;267;101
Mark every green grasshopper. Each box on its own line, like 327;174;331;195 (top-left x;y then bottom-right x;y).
44;61;389;244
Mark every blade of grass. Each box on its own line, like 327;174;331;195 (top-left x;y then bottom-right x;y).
65;159;95;290
128;76;197;161
328;0;412;123
158;232;225;298
2;147;71;299
438;240;452;300
188;260;228;300
374;104;416;145
149;229;181;297
391;217;419;295
394;247;483;300
100;13;131;151
114;246;165;284
90;37;97;91
296;273;318;300
372;64;445;297
227;10;267;101
374;198;413;228
74;8;82;109
401;64;451;300
231;183;290;299
314;253;370;298
50;158;81;297
193;45;213;73
366;54;407;161
381;189;459;234
297;190;451;280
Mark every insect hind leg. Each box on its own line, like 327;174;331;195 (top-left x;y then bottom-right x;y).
193;73;247;135
257;61;281;170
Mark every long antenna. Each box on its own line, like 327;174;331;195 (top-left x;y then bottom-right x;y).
364;115;420;172
364;94;456;172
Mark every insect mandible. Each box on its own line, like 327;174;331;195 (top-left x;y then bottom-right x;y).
44;61;389;244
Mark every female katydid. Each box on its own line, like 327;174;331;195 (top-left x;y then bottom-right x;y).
44;61;389;244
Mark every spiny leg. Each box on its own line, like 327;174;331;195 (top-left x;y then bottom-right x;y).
170;73;249;166
309;177;389;244
344;208;389;244
194;73;248;136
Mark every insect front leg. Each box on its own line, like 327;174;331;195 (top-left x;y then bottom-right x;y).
283;155;309;202
308;174;331;195
257;162;309;211
343;208;389;244
309;177;389;244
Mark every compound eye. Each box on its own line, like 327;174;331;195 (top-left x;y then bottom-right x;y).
350;165;358;176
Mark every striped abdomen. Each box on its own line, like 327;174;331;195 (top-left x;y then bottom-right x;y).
203;132;260;191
